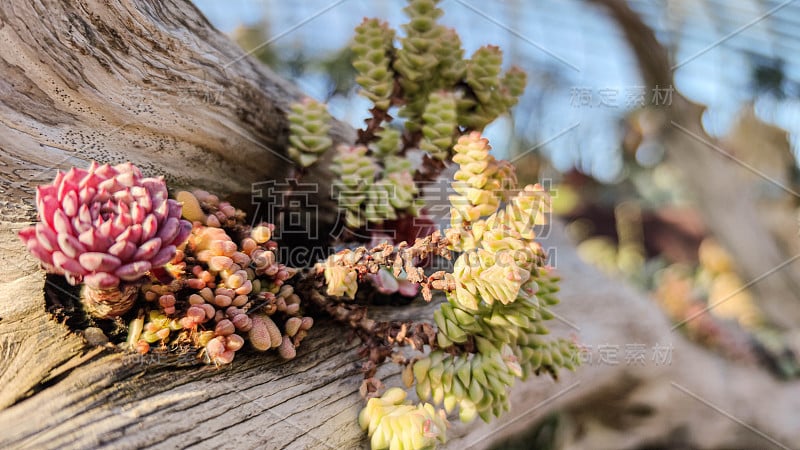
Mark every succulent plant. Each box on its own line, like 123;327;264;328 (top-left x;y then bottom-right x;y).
380;158;421;212
447;132;506;229
420;91;458;160
465;46;502;105
352;18;396;111
127;190;312;365
19;161;191;318
287;98;333;168
500;66;527;110
331;145;381;228
323;129;573;447
394;0;446;128
359;387;448;450
370;127;402;159
433;28;466;88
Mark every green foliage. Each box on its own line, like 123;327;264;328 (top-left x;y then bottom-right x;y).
351;0;528;149
420;91;458;160
359;388;447;450
371;126;402;158
287;3;573;446
330;145;379;228
352;18;396;110
407;143;577;425
286;0;528;231
287;99;333;168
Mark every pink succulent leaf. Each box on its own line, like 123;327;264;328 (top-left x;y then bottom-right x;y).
171;220;192;246
142;214;158;241
25;240;54;267
97;178;120;193
62;167;81;185
57;233;87;258
35;223;58;252
116;261;152;281
156;217;180;244
397;280;419;298
136;192;153;212
166;199;181;221
62;190;78;217
51;171;65;188
71;217;91;235
97;220;114;243
78;186;96;204
153;199;169;222
114;162;141;177
108;241;137;261
84;272;120;289
116;171;136;187
53;209;72;236
53;251;88;276
150;245;177;267
18;225;36;243
130;202;146;223
133;237;162;261
113;211;132;231
79;252;122;273
79;171;100;190
373;268;400;294
36;186;58;227
117;224;142;246
94;163;117;178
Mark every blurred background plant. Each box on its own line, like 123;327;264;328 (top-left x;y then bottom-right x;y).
195;0;800;445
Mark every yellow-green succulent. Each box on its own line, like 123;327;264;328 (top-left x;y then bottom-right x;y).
352;18;396;111
359;388;448;450
287;98;333;168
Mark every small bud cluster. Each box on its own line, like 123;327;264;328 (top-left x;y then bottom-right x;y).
358;387;448;450
417;266;577;422
407;139;576;425
130;190;313;365
447;132;512;229
394;0;446;126
175;189;245;229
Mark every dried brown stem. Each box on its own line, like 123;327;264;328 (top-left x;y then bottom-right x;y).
356;107;393;145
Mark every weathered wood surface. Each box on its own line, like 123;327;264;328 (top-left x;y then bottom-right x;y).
0;1;799;449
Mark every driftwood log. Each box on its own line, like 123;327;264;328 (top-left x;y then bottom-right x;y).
0;1;798;449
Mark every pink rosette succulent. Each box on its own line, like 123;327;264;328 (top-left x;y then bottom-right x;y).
19;161;191;318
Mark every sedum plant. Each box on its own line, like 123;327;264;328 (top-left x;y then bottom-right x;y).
280;1;572;447
288;0;527;233
319;132;577;447
17;1;575;448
